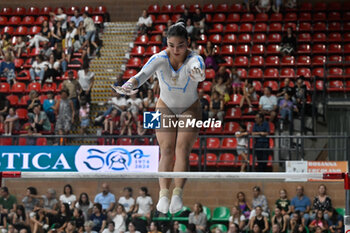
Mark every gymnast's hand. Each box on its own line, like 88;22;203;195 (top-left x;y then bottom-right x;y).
111;82;138;95
189;67;205;82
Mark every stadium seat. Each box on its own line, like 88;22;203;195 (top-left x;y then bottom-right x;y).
212;207;230;221
16;108;28;120
22;16;34;26
264;80;279;91
0;16;7;26
328;80;344;92
193;138;200;149
14;26;28;36
0;138;12;146
117;138;132;145
212;13;226;23
223;122;239;134
299;22;311;32
148;4;160;14
36;138;47;146
256;13;268;22
280;68;296;78
314;2;327;11
229;94;243;105
269;23;282;32
173;4;185;13
0;7;13;16
328;33;342;43
171;14;181;23
343;22;350;32
237;69;247;78
313;33;327;43
328;68;343;79
312;56;326;66
222;34;236;44
281;56;295;67
296;68;311;78
250;56;264;67
253;81;262;92
172;206;191;221
196;34;207;44
206;138;220;149
26;82;41;93
254;23;267;32
189;153;199;167
284;12;297;21
251;45;265;55
92;15;103;24
1;26;14;35
144;45;160;56
216;3;229;12
42;83;57;93
270;13;282;22
328;12;341;21
313;22;326;32
40;6;52;15
345;44;350;54
240;23;253;33
160;4;174;14
220;45;235;55
94;6;107;15
234;56;249;67
264;68;279;79
209;34;222;44
267;33;281;43
38;95;47;104
241;13;254;22
11;82;26;93
28;26;42;35
297;44;311;55
81;6;93;14
265;56;280;66
296;56;311;67
225;23;238;33
312;44;327;54
200;81;212;92
8;16;21;25
66;6;79;15
252;33;266;44
208;24;224;34
236;45;250;55
226;13;240;23
237;34;251;44
155;14;170;24
150;24;166;34
126;57;141;68
248;68;263;79
298;33;311;43
225;108;242;119
328;55;342;66
299;13;311;22
283;22;296;31
203;3;215;13
205;69;215;80
328;22;341;32
313;12;326;21
328;44;342;54
222;138;237;149
130;46;145;56
6;94;19;106
312;68;325;78
218;153;235;167
18;95;30;106
220;56;233;67
230;3;243;12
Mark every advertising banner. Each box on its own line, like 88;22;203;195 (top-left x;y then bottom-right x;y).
0;146;159;172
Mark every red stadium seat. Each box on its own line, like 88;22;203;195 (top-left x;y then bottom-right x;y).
328;33;342;43
0;16;7;26
263;80;279;91
220;45;235;55
297;44;311;55
218;153;235;167
220;56;233;67
296;56;311;66
328;44;342;54
36;138;48;146
251;45;265;55
81;6;93;14
126;57;142;68
241;13;255;22
14;58;24;68
222;34;236;44
266;45;280;55
225;23;238;33
40;6;52;15
230;3;243;12
148;35;161;45
173;4;185;13
6;95;18;106
117;138;132;145
296;68;311;78
205;126;222;135
14;7;26;15
148;4;160;14
123;69;137;79
22;16;34;26
270;13;282;22
66;6;79;15
189;153;198;166
328;80;344;92
225;107;242;119
299;22;311;32
171;14;181;23
155;14;170;24
314;2;327;11
284;12;297;21
280;68;296;78
212;13;226;23
269;23;282;32
267;33;281;43
250;56;264;67
54;7;66;14
237;34;251;44
203;3;215;13
16;108;28;120
11;82;25;93
144;45;160;56
236;45;250;55
237;68;247;78
298;33;311;43
234;56;249;67
328;22;341;32
196;34;207;44
283;22;296;32
265;56;280;66
328;12;341;21
312;68;325;78
248;68;263;79
0;138;12;146
312;44;327;54
208;34;222;44
200;81;212;92
223;122;239;134
35;16;48;25
134;35;149;45
281;56;295;66
329;2;341;11
228;94;243;106
222;138;237;149
256;13;268;22
130;46;145;56
312;56;326;66
92;15;103;24
252;33;266;44
246;122;254;133
345;44;350;54
313;22;326;32
206;138;220;149
42;83;57;93
254;23;267;32
38;95;47;105
264;68;279;79
18;95;30;106
240;23;253;33
28;26;42;35
94;6;107;15
8;16;21;25
26;82;41;93
226;13;240;23
205;69;215;80
160;4;174;14
0;7;13;16
189;4;200;13
208;24;224;34
216;3;229;12
14;26;28;36
328;68;343;79
203;153;217;167
299;13;311;22
253;81;262;92
313;12;326;21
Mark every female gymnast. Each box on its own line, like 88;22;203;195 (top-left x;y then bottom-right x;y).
113;19;206;214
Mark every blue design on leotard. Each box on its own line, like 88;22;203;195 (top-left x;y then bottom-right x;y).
160;70;190;93
197;56;204;69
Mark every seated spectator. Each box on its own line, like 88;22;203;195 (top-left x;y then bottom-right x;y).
212;76;227;101
12;205;27;232
94;183;116;213
309;210;328;233
0;33;12;57
108;204;126;233
188;203;207;233
272;0;282;13
74;21;85;52
291;185;311;224
276;78;294;102
280;28;296;56
103;108;120;135
28;21;50;49
125;222;140;233
47;203;71;233
249;206;269;233
271;224;281;233
43;54;61;83
22;187;39;218
0;94;10;123
64;221;77;233
190;41;200;55
292;224;307;233
7;224;16;233
229;206;246;231
204;41;218;71
240;79;256;112
136;114;146;136
294;77;307;110
79;98;90;135
27;90;41;113
20;126;41;145
72;208;84;232
132;187;153;220
89;203;107;233
75;193;93;221
13;36;26;58
186;224;196;233
84;221;98;233
82;12;100;56
65;22;77;63
43;91;56;123
181;8;192;24
166;221;182;233
78;64;95;104
29;207;47;233
102;221;118;233
208;91;225;123
96;92;127;124
249;186;269;219
289;212;304;232
230;68;242;95
118;187;135;219
148;222;161;233
59;184;76;210
50;8;68;31
50;21;64;50
255;0;271;13
312;185;332;220
275;189;291;216
143;89;158;109
40;188;59;211
3;107;19;136
62;70;81;111
236;123;249;172
327;208;343;233
192;8;205;34
28;104;51;133
235;192;251;220
259;87;277;122
271;208;288;233
137;10;153;35
186;18;194;39
0;53;16;84
279;93;298;127
70;9;84;28
216;66;231;88
252;114;270;172
30;55;49;84
41;41;53;59
198;89;209;121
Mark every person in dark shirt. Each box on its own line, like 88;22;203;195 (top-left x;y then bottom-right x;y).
0;93;10;123
281;27;297;55
192;8;205;34
252;113;270;172
198;89;209;121
277;78;295;102
89;203;107;233
27;90;41;113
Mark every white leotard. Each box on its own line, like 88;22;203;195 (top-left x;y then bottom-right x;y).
132;50;205;114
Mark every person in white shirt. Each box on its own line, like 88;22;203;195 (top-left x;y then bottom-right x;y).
75;192;94;221
259;87;277;122
102;221;119;233
125;222;140;233
78;64;95;103
132;187;153;220
229;206;247;231
235;124;249;172
143;89;158;109
118;187;135;214
29;55;49;83
137;10;153;34
65;21;77;63
108;204;126;233
82;12;100;55
59;184;76;209
50;8;68;30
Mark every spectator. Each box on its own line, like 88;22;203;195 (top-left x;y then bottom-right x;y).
250;186;269;219
271;224;281;233
0;93;10;123
50;8;68;31
227;223;239;233
285;0;296;10
132;187;153;220
0;52;16;84
41;40;53;59
293;224;307;233
72;209;84;232
82;12;100;56
59;184;77;210
230;68;242;95
27;90;41;113
108;204;126;233
30;208;47;233
126;93;143;121
74;21;86;52
79;97;90;135
70;9;84;28
229;206;246;231
102;222;118;233
203;41;218;71
244;0;257;12
75;193;93;221
276;78;294;102
235;192;251;220
13;36;26;58
309;210;328;233
188;203;207;233
212;76;227;101
65;22;77;63
294;77;307;111
89;203;107;233
327;208;343;233
118;187;135;215
125;222;140;233
271;208;288;233
186;223;196;233
137;10;153;35
65;221;77;233
279;93;298;127
94;183;116;213
3;107;19;136
28;104;51;133
259;87;277;122
96;92;127;124
50;21;64;49
30;55;49;84
252;113;270;172
48;203;71;233
240;79;256;112
235;123;249;172
289;212;304;232
143;89;158;109
12;205;26;232
78;64;95;103
275;189;291;216
166;221;182;233
84;221;98;233
0;210;7;233
41;188;59;211
20;126;41;145
7;224;16;233
181;8;192;24
291;186;311;224
0;33;12;57
312;185;332;220
148;222;161;233
255;0;271;13
190;41;200;55
249;206;269;233
272;0;282;13
43;91;56;123
280;28;296;56
103;108;120;135
198;89;209;121
185;18;194;39
22;187;39;218
62;70;81;111
192;8;205;34
43;54;61;83
208;91;225;123
28;21;51;49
